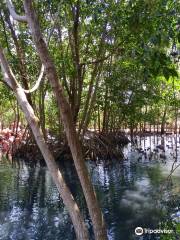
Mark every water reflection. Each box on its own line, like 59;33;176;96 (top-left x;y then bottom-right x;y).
0;135;179;240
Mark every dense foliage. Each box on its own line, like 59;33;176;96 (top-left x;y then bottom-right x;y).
0;0;179;135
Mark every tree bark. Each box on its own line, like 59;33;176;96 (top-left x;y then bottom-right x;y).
23;1;107;239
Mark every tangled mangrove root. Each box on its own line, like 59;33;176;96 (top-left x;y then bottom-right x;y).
12;131;130;163
83;131;130;161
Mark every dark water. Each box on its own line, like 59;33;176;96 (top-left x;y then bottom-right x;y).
0;135;180;240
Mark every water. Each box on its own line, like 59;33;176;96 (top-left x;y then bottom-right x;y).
0;135;180;240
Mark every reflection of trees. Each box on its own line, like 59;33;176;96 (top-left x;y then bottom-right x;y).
147;165;164;187
0;162;75;240
0;134;179;240
89;157;168;240
0;160;17;212
25;167;46;210
58;161;89;220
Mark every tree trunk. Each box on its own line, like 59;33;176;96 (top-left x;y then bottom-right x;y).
0;47;89;240
24;2;107;240
161;107;167;134
102;85;108;133
16;88;89;240
39;80;47;140
97;105;101;133
78;28;107;135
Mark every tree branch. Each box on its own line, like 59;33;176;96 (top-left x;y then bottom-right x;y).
0;46;44;93
0;46;15;89
6;0;27;22
80;54;111;66
23;64;45;93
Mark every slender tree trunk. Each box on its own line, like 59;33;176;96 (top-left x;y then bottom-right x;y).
78;28;107;135
130;125;134;140
82;69;103;135
0;47;89;240
68;1;83;124
17;89;89;240
78;63;99;134
102;85;108;133
97;105;101;133
39;80;47;140
24;2;107;239
173;78;178;134
161;106;167;134
16;88;89;240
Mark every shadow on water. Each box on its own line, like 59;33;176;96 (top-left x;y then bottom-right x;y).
0;135;180;240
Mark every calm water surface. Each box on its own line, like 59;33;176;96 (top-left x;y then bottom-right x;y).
0;135;180;240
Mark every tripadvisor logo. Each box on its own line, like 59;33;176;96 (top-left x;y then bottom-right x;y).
135;227;143;236
135;227;173;236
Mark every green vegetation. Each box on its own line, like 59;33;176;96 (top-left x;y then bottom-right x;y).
0;1;179;240
0;0;179;135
